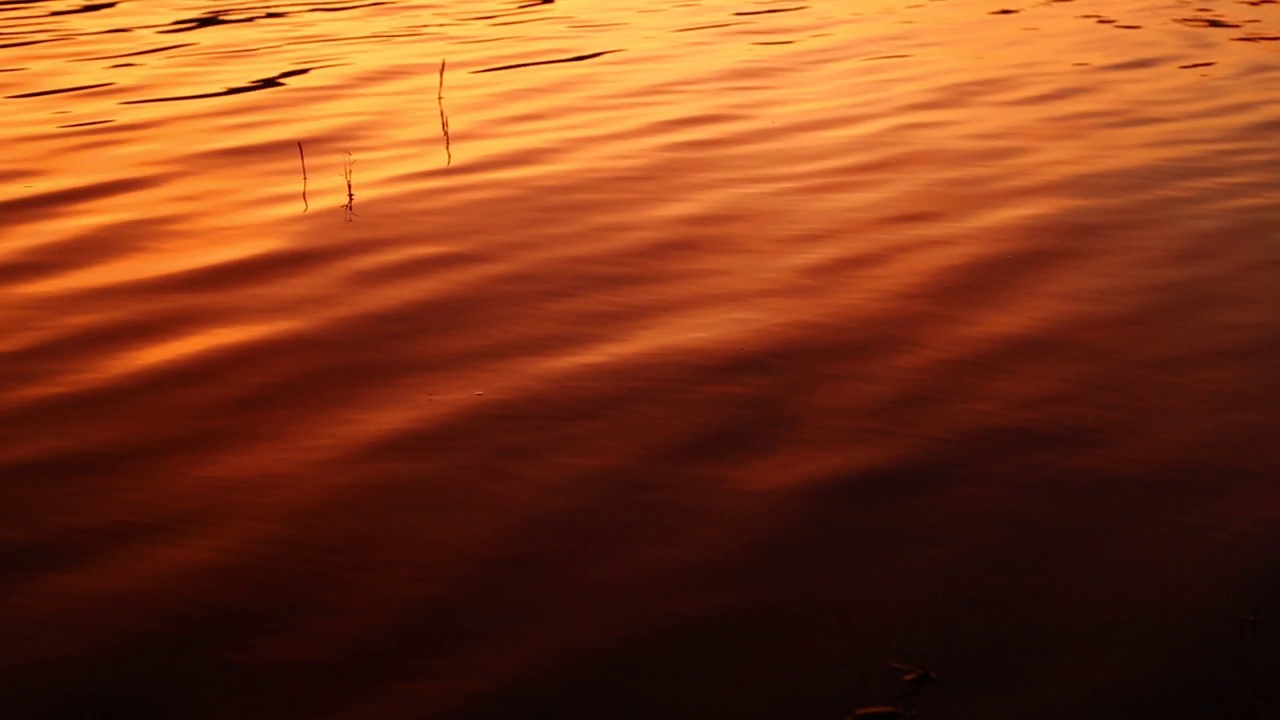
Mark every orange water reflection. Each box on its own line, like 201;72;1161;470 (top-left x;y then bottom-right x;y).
2;1;1280;718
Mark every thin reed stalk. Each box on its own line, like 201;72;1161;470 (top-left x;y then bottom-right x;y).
296;140;308;212
341;151;355;222
438;58;451;166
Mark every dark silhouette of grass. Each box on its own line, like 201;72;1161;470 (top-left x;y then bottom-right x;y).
296;140;308;213
438;58;451;166
341;151;355;222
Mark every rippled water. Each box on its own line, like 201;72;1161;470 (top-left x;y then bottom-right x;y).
3;0;1280;718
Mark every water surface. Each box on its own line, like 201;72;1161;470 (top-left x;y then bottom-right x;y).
3;1;1280;718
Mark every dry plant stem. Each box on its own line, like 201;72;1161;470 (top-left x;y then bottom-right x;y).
438;58;451;166
341;151;355;221
297;140;308;212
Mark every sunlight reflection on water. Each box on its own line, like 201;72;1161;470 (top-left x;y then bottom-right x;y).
2;1;1280;719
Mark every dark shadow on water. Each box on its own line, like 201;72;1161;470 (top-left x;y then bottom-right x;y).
471;49;623;74
74;42;196;62
119;67;325;105
4;82;114;99
733;6;808;16
57;118;116;128
48;1;120;17
156;3;392;34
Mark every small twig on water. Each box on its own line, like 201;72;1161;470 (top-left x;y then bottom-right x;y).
296;140;309;213
341;151;356;222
